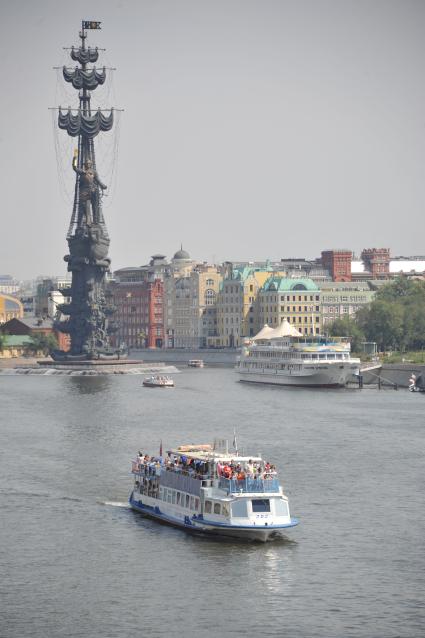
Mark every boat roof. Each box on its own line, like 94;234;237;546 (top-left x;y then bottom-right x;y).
168;445;262;463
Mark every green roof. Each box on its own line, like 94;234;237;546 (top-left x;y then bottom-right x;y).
3;335;33;347
232;266;274;281
262;277;319;292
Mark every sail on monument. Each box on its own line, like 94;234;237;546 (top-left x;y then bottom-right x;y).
52;21;122;361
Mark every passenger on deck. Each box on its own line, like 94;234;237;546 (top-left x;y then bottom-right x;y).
222;464;232;479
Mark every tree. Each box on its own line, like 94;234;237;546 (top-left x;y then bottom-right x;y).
328;317;365;352
402;299;425;350
0;332;6;352
27;333;58;355
357;300;404;351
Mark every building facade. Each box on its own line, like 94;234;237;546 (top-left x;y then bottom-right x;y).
258;277;322;335
360;248;390;278
318;281;376;326
321;250;352;282
170;265;222;348
110;267;165;349
214;266;287;347
0;275;20;295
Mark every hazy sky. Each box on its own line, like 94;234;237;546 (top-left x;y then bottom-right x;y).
1;0;425;279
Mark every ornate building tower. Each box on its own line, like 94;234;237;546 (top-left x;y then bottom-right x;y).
321;250;352;282
361;248;390;279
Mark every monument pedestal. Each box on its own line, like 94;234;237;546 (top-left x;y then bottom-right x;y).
36;358;174;375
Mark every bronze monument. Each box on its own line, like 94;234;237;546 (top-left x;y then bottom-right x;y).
52;22;122;361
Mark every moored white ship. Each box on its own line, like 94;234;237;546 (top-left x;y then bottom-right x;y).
236;320;360;388
129;441;299;541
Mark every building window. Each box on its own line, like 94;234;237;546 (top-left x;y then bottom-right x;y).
205;289;216;306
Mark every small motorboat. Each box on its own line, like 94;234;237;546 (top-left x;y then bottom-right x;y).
188;359;204;368
143;375;174;388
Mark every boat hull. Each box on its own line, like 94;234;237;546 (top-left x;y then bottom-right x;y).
129;492;298;542
236;362;359;387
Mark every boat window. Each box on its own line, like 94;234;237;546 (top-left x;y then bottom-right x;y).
222;503;230;517
214;503;221;515
194;498;199;511
190;496;195;510
231;500;248;518
176;492;181;505
159;487;164;500
171;491;176;504
274;498;289;517
251;499;271;513
185;494;190;508
205;500;212;514
167;490;172;503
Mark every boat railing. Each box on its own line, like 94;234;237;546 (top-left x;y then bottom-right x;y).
218;477;280;493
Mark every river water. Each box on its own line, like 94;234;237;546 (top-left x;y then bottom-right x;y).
0;367;424;637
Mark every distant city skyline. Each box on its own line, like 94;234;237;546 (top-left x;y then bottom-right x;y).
2;0;425;280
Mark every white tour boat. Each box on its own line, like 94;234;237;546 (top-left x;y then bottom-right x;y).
236;320;360;388
142;375;174;388
129;441;299;541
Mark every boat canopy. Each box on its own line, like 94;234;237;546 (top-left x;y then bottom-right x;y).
168;445;262;463
252;324;275;341
255;320;302;340
268;320;303;339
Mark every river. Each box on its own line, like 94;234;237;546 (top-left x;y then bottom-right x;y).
0;367;423;637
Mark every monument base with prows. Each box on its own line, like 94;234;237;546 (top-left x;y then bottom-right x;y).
35;358;176;375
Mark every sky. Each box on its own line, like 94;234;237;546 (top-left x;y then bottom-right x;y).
1;0;425;280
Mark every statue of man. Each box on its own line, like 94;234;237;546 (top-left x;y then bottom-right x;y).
72;153;107;225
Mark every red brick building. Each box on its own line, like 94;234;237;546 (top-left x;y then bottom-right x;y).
110;268;165;349
361;248;390;278
321;250;352;282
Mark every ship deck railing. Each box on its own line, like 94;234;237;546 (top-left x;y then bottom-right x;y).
218;477;280;494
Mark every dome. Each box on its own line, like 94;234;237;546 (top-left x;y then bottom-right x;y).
173;245;191;260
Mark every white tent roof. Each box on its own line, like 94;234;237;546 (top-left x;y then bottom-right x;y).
268;320;303;339
252;324;275;341
254;320;302;340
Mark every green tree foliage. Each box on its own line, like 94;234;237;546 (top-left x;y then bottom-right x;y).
355;278;425;351
356;300;404;350
27;333;58;355
328;317;365;352
0;332;6;351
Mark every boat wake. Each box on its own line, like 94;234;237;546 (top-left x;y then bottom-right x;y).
100;500;130;508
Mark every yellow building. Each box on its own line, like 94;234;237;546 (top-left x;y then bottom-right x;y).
258;277;321;335
214;267;287;347
0;294;24;324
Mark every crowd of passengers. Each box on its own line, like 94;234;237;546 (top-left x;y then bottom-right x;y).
135;452;278;481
